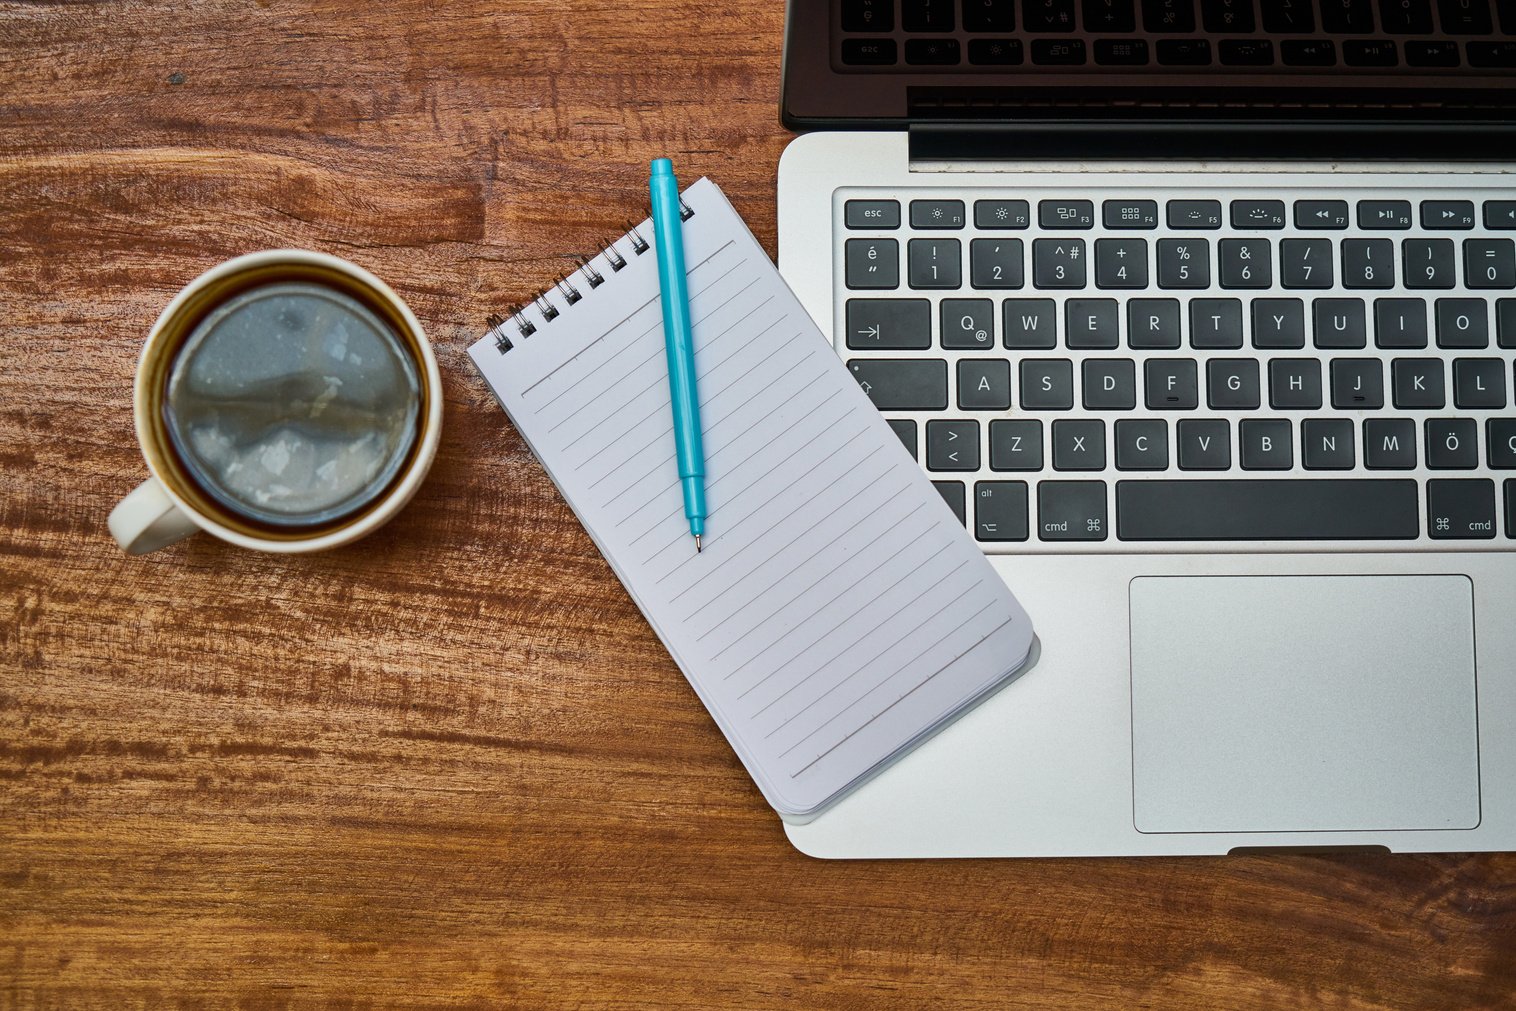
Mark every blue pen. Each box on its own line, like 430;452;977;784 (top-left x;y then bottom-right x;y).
648;157;707;552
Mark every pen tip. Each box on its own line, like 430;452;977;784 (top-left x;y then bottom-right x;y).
695;534;702;553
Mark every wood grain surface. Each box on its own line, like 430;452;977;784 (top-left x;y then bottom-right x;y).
2;1;1514;1007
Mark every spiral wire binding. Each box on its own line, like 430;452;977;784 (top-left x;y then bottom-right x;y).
491;202;696;354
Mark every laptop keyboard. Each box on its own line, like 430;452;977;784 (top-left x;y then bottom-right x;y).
836;181;1516;550
837;0;1516;69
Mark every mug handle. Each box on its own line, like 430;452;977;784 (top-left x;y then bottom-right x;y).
109;478;201;555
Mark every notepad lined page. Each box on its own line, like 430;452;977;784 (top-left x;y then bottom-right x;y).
470;178;1035;818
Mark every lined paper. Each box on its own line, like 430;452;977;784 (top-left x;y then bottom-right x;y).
469;179;1035;818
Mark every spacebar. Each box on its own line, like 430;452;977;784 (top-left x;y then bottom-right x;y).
1116;480;1421;541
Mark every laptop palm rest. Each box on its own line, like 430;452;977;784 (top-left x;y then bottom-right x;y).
1129;575;1480;835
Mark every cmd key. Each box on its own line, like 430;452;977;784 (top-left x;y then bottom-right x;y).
847;358;948;410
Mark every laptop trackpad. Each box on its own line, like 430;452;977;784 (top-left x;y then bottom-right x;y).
1130;575;1480;834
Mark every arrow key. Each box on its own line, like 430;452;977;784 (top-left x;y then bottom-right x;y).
927;419;981;472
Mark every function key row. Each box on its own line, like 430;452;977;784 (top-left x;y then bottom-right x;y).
846;198;1516;231
841;37;1516;68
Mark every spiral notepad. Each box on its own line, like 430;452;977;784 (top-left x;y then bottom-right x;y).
468;178;1036;820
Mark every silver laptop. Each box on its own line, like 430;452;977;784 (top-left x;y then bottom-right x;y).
775;0;1516;856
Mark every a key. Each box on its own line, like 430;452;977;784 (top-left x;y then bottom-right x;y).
1295;200;1348;229
910;199;966;229
1374;298;1429;348
1020;360;1076;410
1103;200;1159;229
1230;200;1286;229
1269;359;1323;409
1037;481;1108;541
1469;41;1516;66
1085;0;1138;30
1407;40;1460;64
848;358;948;410
1392;358;1445;408
1322;0;1376;32
1427;479;1497;540
940;298;996;350
1453;358;1507;408
1240;419;1293;470
1219;38;1275;64
1465;239;1516;289
1486;201;1516;229
1280;239;1333;289
1095;238;1149;289
1364;419;1418;468
1314;298;1368;349
1116;480;1420;540
842;0;895;30
1342;239;1395;289
927;419;980;471
1381;0;1434;31
907;37;962;62
1207;359;1261;409
841;39;898;64
1330;358;1385;409
1436;298;1489;348
1026;0;1079;30
1158;38;1213;64
1403;239;1456;289
1157;238;1210;288
1303;419;1356;470
902;0;956;30
933;481;967;525
1143;0;1197;30
1115;419;1169;470
1437;0;1493;33
1032;239;1087;288
1359;201;1414;229
975;481;1030;542
1261;0;1315;30
1053;419;1107;470
1040;200;1095;229
1421;201;1475;230
974;200;1031;229
886;418;918;459
1202;0;1255;28
1189;298;1244;349
1502;299;1516;348
964;0;1018;29
1219;239;1272;288
1426;418;1479;469
1167;200;1222;229
970;239;1025;289
1129;299;1182;349
845;200;900;229
1508;480;1516;538
908;238;962;289
1145;359;1199;410
1082;359;1138;410
1065;298;1120;349
989;419;1044;471
1032;39;1087;63
1489;419;1516;468
845;299;931;350
1252;298;1307;348
1176;418;1231;469
1003;299;1058;349
958;359;1012;410
845;238;899;289
1095;38;1152;62
1282;40;1337;64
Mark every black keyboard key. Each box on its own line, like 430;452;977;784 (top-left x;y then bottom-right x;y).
975;481;1030;542
908;238;962;289
959;359;1013;409
1157;238;1210;288
849;358;949;410
1203;0;1255;29
1314;298;1368;348
1392;358;1446;407
1207;358;1261;409
1038;481;1109;541
1322;0;1375;31
1116;480;1420;540
1159;37;1212;62
1053;418;1107;470
1282;40;1337;65
1345;40;1398;65
1033;238;1088;288
1026;0;1079;30
970;239;1025;289
1375;297;1430;348
1303;419;1356;469
1261;0;1315;30
1490;419;1516;468
964;0;1018;29
1253;298;1307;348
1040;200;1096;229
887;418;918;460
1190;298;1245;348
1437;0;1493;33
1406;40;1460;65
1167;200;1222;229
1436;298;1489;348
1427;418;1479;469
846;298;932;350
1219;38;1275;64
1104;200;1159;228
845;199;901;229
1095;39;1151;63
1364;419;1417;468
1231;200;1287;229
843;0;894;31
941;298;997;349
903;0;956;31
841;39;899;65
1403;238;1457;289
1219;238;1272;288
1465;239;1516;289
1115;419;1169;470
1130;299;1183;349
1453;358;1507;408
1381;0;1434;31
1004;299;1058;349
1331;358;1385;409
1066;298;1121;348
911;199;966;229
1359;200;1414;229
1427;479;1496;539
969;38;1026;64
1020;359;1076;410
990;419;1045;471
1146;358;1200;409
1487;202;1516;229
1270;358;1323;408
934;481;967;525
1083;358;1138;409
1095;238;1150;288
1085;0;1138;30
927;419;981;471
905;38;961;64
1281;238;1334;288
1502;299;1516;347
1176;418;1230;469
1295;200;1349;229
1421;201;1476;230
975;199;1031;229
1342;239;1395;289
1143;0;1197;30
845;238;899;289
1508;480;1516;538
1502;0;1516;31
1240;419;1293;470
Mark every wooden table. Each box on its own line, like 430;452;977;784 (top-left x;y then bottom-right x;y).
3;1;1514;1006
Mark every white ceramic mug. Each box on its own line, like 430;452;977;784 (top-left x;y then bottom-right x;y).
108;250;442;555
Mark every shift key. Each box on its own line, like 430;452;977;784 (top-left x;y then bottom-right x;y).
848;359;948;410
845;299;932;349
